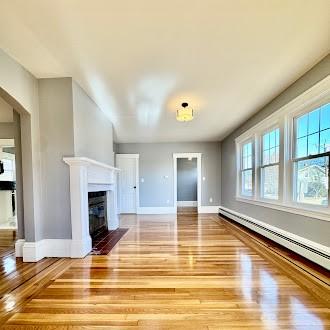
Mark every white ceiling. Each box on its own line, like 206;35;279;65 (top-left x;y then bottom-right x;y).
0;1;329;143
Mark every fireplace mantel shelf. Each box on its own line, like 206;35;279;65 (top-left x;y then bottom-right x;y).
63;157;120;172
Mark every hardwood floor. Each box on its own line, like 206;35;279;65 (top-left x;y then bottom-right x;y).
1;212;329;329
0;229;16;256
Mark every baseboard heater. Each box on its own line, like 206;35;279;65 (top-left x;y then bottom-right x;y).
218;206;330;270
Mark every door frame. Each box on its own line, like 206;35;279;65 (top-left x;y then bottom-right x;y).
116;154;139;214
173;153;202;213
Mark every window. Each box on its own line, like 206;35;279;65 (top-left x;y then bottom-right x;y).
261;128;280;199
235;77;330;220
293;104;330;206
241;141;253;197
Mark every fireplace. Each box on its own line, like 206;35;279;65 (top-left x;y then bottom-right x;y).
63;157;120;258
88;191;108;238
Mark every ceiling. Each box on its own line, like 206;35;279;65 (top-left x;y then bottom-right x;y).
0;1;329;143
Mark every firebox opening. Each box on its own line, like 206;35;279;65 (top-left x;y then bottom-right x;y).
88;191;108;239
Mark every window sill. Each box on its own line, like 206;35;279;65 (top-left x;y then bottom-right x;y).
236;196;330;222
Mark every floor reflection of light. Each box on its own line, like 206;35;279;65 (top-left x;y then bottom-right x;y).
3;294;17;312
290;297;323;329
239;253;252;302
3;256;16;274
260;270;278;329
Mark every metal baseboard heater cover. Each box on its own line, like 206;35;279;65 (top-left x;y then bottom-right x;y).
218;206;330;270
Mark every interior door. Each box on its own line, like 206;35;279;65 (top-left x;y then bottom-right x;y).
117;156;137;213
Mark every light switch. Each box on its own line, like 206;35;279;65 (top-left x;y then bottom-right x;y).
203;176;206;181
141;178;144;183
209;197;213;203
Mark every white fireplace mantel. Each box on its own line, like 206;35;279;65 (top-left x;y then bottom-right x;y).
63;157;120;258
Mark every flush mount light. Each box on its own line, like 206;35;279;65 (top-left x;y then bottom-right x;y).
176;102;193;122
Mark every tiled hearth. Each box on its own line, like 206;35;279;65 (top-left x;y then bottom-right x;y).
90;228;128;255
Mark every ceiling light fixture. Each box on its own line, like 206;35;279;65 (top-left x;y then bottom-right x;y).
176;102;193;122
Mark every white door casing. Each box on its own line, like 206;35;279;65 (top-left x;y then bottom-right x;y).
116;154;139;214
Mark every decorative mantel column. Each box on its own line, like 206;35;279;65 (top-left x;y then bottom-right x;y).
63;157;120;258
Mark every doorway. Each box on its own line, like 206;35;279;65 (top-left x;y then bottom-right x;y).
173;153;202;213
116;154;139;214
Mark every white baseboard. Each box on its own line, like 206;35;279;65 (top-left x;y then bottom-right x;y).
137;207;176;214
198;205;220;213
177;201;197;207
15;239;25;257
219;206;330;270
18;238;91;262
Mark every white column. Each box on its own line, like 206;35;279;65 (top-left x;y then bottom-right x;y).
69;164;92;258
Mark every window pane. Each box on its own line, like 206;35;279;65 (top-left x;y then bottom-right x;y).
248;143;252;156
307;132;319;155
269;147;276;163
262;165;279;199
275;128;280;146
263;133;269;151
320;129;330;153
308;109;320;135
263;150;269;165
247;155;252;168
295;156;329;206
296;137;307;158
320;103;330;130
242;169;253;196
269;130;276;148
297;114;308;138
275;146;280;163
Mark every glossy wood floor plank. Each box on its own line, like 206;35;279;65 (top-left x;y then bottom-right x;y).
2;212;330;329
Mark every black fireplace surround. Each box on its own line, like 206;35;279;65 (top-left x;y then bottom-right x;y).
88;191;108;238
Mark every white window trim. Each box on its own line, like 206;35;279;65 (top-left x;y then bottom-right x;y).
235;76;330;222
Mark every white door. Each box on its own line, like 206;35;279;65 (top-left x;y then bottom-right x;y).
116;155;138;213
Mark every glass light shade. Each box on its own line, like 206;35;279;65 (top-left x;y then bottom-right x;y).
176;107;193;122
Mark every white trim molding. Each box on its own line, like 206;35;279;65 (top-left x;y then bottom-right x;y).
173;153;202;213
18;239;74;262
177;201;197;207
15;239;25;257
137;207;176;214
198;205;221;213
219;206;330;269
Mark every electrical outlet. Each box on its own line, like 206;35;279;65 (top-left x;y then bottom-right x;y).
166;200;170;204
209;197;213;203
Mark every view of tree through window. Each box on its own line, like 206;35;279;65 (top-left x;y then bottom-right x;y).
294;103;330;206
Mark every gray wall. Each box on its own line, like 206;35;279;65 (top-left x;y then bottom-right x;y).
221;55;330;246
177;158;197;201
0;49;41;242
117;142;221;207
72;81;114;166
38;78;115;240
38;78;74;239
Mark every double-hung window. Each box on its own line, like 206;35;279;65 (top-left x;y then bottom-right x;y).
293;103;330;206
240;140;253;197
261;128;280;200
235;77;329;220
